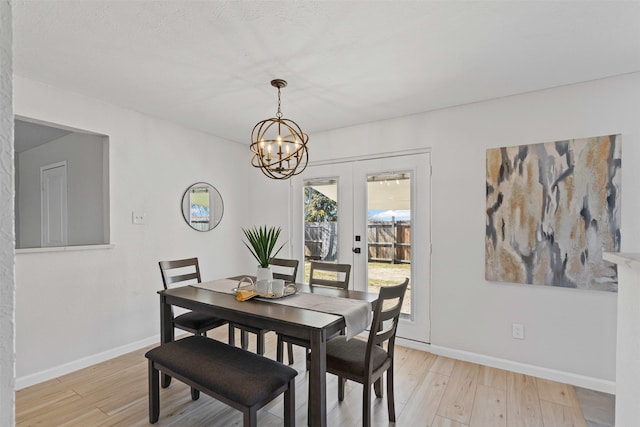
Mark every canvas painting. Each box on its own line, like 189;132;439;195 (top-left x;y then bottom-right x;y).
485;134;621;291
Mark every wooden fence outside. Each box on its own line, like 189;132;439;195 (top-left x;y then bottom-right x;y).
367;220;411;263
305;220;411;263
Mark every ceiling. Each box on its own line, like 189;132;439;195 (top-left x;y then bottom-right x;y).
12;1;640;145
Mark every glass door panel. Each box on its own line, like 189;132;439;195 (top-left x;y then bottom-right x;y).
291;162;354;284
367;172;412;315
352;154;430;342
303;178;338;283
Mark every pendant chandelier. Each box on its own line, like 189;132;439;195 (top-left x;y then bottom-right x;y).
250;79;309;180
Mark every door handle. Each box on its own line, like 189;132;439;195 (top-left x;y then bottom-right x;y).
352;247;361;254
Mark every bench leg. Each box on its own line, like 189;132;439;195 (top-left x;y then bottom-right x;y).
148;361;160;424
244;408;258;427
284;378;295;427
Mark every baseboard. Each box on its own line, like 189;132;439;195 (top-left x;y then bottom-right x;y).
395;336;432;353
428;344;616;395
16;335;160;390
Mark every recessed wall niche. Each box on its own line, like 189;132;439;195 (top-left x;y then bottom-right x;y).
14;118;110;249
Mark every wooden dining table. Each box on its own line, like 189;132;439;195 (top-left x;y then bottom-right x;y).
158;276;378;427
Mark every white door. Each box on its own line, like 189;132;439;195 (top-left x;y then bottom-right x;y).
41;161;68;247
291;152;431;343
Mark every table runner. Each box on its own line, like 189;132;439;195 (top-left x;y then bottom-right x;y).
192;278;372;340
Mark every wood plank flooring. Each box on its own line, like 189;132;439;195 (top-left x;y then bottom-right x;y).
16;328;589;426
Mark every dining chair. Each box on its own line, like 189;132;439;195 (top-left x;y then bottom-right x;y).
271;257;300;283
276;261;351;365
326;278;409;427
158;257;228;337
229;258;299;356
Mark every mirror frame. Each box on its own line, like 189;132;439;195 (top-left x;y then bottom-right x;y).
181;182;224;232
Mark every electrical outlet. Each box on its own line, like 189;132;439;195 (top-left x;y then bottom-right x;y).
132;211;146;225
512;323;524;340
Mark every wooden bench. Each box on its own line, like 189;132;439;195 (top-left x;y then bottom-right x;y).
145;336;297;427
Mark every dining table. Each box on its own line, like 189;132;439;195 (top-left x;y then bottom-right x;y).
158;275;378;427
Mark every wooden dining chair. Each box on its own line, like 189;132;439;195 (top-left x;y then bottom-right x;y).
271;257;300;283
308;261;351;289
158;258;228;337
230;258;299;356
325;278;409;427
277;261;351;365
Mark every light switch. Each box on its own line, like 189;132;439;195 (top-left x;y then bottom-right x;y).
132;211;146;225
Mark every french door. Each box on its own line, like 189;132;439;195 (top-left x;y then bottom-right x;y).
291;152;431;343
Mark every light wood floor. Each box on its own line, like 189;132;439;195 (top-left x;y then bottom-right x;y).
16;327;588;427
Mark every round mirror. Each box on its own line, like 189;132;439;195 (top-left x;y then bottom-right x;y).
181;182;224;232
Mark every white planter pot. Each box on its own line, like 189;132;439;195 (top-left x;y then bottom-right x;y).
256;266;273;282
255;266;273;294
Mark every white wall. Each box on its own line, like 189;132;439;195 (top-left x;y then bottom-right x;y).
14;76;251;385
17;132;107;248
248;72;640;391
0;0;15;423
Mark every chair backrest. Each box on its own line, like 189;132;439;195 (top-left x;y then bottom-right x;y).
158;257;202;290
365;278;409;371
270;258;299;283
309;261;351;290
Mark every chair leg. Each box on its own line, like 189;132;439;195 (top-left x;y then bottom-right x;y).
386;368;396;422
284;378;295;427
161;373;172;388
148;361;160;424
256;331;265;355
287;342;295;365
241;330;249;350
338;376;345;401
276;335;284;363
374;376;383;398
228;324;236;346
363;383;372;427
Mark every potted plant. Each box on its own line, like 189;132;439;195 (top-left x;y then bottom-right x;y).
242;225;285;287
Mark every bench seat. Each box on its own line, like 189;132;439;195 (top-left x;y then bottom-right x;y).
145;336;297;427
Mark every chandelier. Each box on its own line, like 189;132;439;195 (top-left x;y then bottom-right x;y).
250;79;309;180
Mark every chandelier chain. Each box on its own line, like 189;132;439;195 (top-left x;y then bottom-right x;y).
276;87;282;119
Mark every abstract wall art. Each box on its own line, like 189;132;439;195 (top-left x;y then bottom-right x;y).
485;134;621;292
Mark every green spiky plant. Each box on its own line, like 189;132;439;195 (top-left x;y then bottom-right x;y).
242;225;285;268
